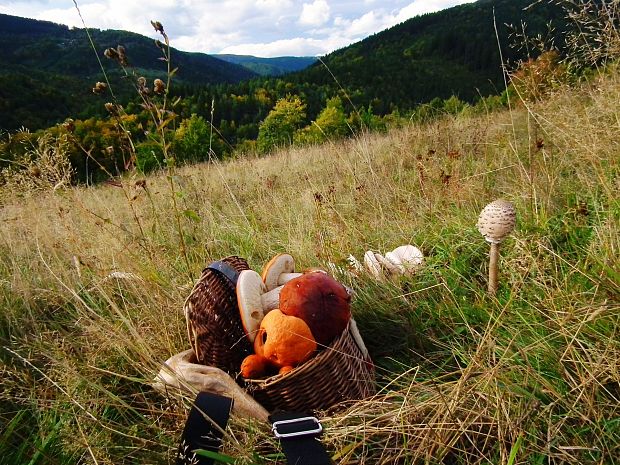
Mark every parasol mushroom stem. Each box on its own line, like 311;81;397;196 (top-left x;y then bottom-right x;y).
488;242;500;295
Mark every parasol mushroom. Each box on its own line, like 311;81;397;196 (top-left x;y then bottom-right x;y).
363;250;383;278
476;199;516;295
385;245;424;275
364;245;424;278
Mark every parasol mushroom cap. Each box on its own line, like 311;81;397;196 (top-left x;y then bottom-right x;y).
386;245;424;274
237;270;268;343
262;253;297;290
364;250;382;278
374;252;401;275
477;199;517;244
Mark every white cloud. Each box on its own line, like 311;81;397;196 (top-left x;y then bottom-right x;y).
396;0;476;23
1;0;477;56
299;0;330;26
220;35;353;57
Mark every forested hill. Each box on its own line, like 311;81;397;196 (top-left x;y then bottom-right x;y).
214;55;317;76
284;0;566;114
0;0;567;132
0;13;257;130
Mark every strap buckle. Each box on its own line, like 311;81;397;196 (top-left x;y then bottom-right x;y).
272;416;323;439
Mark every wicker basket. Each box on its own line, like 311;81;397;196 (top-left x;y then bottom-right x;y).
184;256;252;375
184;255;376;413
244;323;376;412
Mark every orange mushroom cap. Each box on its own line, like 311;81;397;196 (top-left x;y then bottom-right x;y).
254;309;317;368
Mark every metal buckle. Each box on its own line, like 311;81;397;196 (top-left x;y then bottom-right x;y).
272;416;323;439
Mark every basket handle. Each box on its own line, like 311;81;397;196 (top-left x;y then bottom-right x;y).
205;260;240;286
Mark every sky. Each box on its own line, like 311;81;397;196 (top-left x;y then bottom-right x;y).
0;0;476;57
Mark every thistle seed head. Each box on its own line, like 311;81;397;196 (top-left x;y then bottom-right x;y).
62;119;75;133
104;48;119;60
105;102;120;116
92;81;107;94
154;78;165;94
116;45;128;66
151;20;164;33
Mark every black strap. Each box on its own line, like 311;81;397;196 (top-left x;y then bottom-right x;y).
177;392;233;465
270;412;333;465
177;393;332;465
206;260;241;286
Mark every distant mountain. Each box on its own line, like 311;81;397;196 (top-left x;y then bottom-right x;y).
0;13;257;131
214;55;317;76
1;0;568;133
286;0;566;114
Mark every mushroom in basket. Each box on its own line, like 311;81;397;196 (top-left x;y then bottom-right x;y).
239;271;352;378
241;309;317;378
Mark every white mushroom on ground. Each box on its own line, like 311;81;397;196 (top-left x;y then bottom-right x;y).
364;250;383;278
261;253;302;290
476;199;516;295
385;245;424;275
236;270;284;342
364;245;424;278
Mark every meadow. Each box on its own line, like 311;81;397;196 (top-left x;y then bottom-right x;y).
0;65;619;463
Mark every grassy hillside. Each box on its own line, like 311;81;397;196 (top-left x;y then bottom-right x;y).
0;64;618;463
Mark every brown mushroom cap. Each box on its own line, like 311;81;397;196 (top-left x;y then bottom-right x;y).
262;253;296;290
477;199;517;244
254;309;317;368
279;273;351;346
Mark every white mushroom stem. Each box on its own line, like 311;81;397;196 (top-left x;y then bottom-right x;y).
276;272;303;286
488;242;500;295
261;286;282;311
349;319;370;361
238;270;284;342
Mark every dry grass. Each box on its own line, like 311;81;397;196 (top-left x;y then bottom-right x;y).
0;70;619;464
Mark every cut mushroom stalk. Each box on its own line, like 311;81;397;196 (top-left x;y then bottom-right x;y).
275;272;303;286
261;253;303;290
477;199;516;296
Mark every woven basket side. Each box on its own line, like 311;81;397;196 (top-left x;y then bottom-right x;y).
246;324;375;412
184;256;252;374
